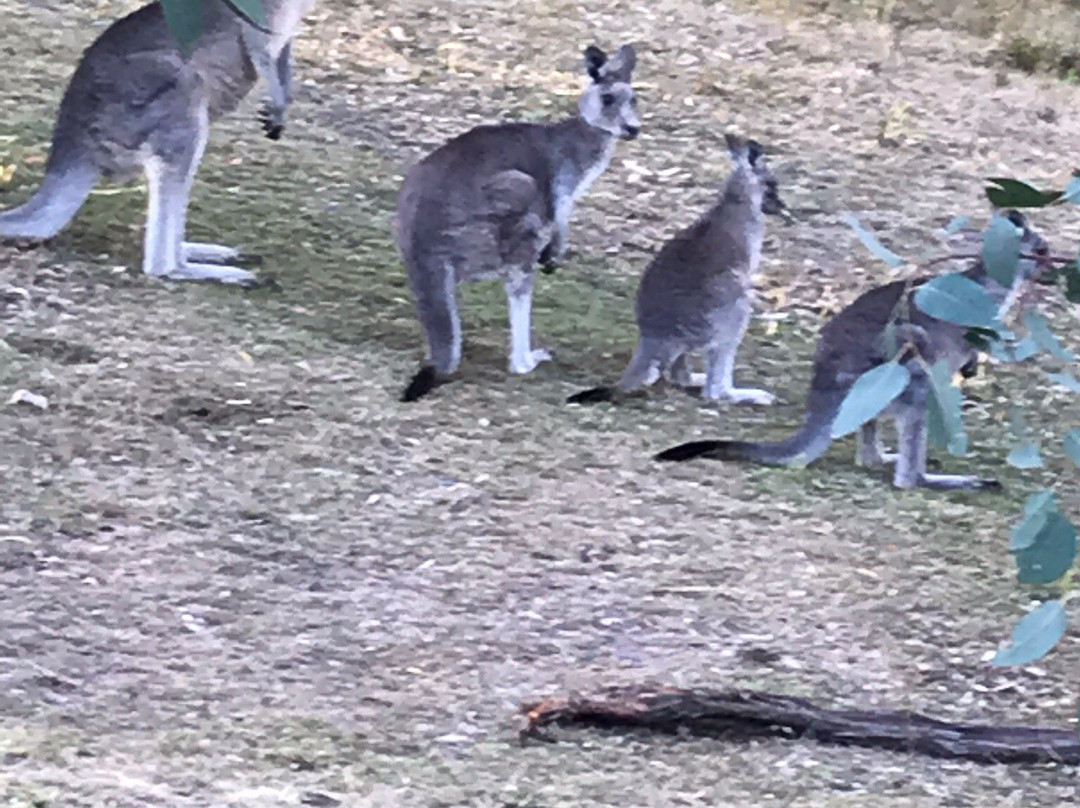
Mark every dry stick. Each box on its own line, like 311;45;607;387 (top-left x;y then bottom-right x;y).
521;685;1080;766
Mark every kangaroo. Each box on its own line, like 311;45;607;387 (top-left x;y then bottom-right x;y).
0;0;317;286
566;133;785;406
396;44;641;402
655;211;1051;490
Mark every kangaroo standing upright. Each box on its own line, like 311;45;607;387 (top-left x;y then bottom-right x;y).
656;211;1051;491
0;0;317;286
567;134;786;406
396;44;641;402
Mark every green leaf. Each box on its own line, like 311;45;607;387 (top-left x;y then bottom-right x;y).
1024;488;1058;518
991;600;1068;667
1006;404;1042;468
1065;430;1080;467
1064;262;1080;304
222;0;269;30
926;360;967;455
160;0;205;53
1062;175;1080;205
1046;372;1080;393
1013;511;1078;585
831;361;911;439
913;273;1001;329
984;177;1062;208
1007;442;1043;469
1024;310;1076;361
944;215;970;235
990;337;1038;363
842;213;904;268
1011;490;1057;551
981;213;1022;287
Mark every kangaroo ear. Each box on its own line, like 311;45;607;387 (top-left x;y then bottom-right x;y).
604;44;637;82
746;139;764;167
724;132;744;158
584;45;608;81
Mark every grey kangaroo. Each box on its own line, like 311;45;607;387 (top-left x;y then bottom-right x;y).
0;0;317;286
567;134;785;406
656;210;1050;491
396;44;641;402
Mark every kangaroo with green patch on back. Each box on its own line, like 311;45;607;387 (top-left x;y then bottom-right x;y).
396;44;641;402
656;211;1050;491
566;133;786;407
0;0;318;286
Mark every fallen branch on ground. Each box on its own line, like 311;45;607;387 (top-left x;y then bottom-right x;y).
520;685;1080;766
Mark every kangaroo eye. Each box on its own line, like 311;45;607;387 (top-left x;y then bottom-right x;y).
601;93;616;107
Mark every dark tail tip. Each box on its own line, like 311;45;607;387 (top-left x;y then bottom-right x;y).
401;365;440;402
654;440;725;462
566;386;615;405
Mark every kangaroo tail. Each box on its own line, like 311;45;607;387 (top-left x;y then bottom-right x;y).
656;391;841;466
567;386;616;405
401;365;441;402
0;153;98;241
655;433;813;464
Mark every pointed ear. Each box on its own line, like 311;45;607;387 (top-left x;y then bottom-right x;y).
603;44;637;82
724;133;744;158
746;139;764;167
584;45;608;82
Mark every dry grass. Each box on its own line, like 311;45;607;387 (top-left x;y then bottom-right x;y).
1;0;1079;806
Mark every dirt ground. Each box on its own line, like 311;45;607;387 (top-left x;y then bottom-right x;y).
2;0;1079;805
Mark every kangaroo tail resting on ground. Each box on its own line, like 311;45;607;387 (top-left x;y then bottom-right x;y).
401;365;440;402
567;386;616;405
655;418;832;466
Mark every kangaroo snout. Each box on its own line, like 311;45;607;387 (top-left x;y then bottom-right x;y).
622;124;641;140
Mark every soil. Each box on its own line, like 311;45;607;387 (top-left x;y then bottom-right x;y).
1;0;1079;805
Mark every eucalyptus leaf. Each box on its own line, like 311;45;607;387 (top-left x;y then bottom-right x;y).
223;0;269;29
1066;262;1080;304
1013;512;1078;585
1007;442;1043;469
841;213;904;268
1065;430;1080;467
913;273;1001;329
1011;490;1057;551
981;213;1022;287
1046;372;1080;393
160;0;205;53
1062;175;1080;205
991;600;1068;667
926;360;967;455
944;215;970;235
1025;310;1076;361
1023;489;1058;518
990;337;1039;364
984;177;1062;208
831;361;911;439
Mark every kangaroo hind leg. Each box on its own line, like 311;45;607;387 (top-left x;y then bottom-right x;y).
141;106;262;286
505;269;551;374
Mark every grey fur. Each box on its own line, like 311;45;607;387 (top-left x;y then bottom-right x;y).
0;0;316;286
656;211;1050;491
569;133;784;406
396;44;641;399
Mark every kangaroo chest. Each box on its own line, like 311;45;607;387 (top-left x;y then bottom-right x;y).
552;140;616;226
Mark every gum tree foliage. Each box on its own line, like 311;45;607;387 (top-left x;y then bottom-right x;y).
842;176;1080;668
160;0;268;52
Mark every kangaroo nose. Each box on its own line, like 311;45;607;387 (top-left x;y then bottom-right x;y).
623;125;640;140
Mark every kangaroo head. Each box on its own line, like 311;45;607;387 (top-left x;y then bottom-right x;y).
723;133;784;216
578;44;640;140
